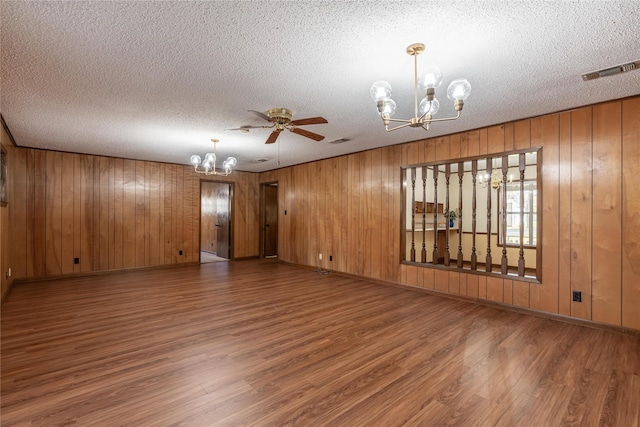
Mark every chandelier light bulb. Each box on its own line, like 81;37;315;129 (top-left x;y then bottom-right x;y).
419;97;440;116
447;78;471;101
381;99;397;117
419;67;443;90
370;81;392;102
204;153;216;165
190;155;201;166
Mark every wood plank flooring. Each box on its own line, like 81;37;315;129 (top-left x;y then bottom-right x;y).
2;259;639;426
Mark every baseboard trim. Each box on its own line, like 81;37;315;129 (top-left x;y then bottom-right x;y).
8;262;201;286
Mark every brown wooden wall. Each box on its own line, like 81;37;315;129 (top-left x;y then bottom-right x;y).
1;124;16;300
7;148;259;284
260;97;640;331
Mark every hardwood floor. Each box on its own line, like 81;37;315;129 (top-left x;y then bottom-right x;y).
2;260;639;426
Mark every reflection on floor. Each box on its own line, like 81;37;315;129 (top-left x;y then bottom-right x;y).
200;251;228;264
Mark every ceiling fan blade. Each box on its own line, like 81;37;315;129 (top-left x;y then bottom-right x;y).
265;130;280;144
290;127;325;141
289;117;328;126
224;125;273;132
248;110;273;122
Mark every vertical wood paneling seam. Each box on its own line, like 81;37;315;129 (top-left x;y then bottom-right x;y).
557;114;560;314
569;114;573;310
589;106;594;320
619;101;623;326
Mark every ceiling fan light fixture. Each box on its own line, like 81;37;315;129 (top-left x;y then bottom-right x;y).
242;108;328;144
371;42;471;132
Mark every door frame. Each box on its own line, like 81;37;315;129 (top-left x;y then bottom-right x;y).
199;179;235;261
259;181;278;258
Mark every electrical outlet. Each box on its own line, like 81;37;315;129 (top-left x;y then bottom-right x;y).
179;250;183;256
572;291;582;302
8;268;11;277
74;258;79;264
329;255;333;262
319;253;323;260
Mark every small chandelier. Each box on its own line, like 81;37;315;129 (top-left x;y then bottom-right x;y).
370;43;471;132
189;139;237;176
479;168;513;190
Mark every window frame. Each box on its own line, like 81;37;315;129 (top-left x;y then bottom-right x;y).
399;147;542;283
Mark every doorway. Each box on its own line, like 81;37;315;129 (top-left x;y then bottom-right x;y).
260;182;278;258
200;181;233;263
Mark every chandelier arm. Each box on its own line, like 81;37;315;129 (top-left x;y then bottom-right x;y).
385;122;414;132
420;110;462;124
380;116;412;124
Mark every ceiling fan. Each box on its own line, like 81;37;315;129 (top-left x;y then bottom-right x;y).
226;108;328;144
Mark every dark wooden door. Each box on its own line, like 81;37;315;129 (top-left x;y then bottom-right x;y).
263;184;278;257
215;184;231;259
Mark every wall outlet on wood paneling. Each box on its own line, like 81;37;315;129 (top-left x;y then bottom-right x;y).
179;250;183;256
329;255;333;262
318;253;322;260
572;291;582;302
74;258;80;265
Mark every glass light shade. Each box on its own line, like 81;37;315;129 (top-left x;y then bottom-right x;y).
419;97;440;116
204;153;216;164
380;99;396;117
447;78;471;101
226;157;237;167
190;154;201;166
419;67;443;90
370;81;392;102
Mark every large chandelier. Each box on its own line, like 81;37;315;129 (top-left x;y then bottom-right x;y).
370;43;471;132
189;139;237;176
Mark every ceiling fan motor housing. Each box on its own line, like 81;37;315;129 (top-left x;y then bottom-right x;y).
267;108;293;125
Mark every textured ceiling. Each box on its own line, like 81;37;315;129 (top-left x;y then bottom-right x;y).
2;1;639;172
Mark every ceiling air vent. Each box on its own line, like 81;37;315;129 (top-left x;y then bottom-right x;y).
328;138;350;144
254;158;269;163
581;60;640;81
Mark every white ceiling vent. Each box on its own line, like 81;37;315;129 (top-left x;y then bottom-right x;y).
581;60;640;81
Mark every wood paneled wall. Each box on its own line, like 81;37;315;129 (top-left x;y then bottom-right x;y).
260;97;640;331
1;123;16;301
7;148;259;284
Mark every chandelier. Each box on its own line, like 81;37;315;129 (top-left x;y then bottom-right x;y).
479;168;513;190
370;43;471;132
189;139;237;176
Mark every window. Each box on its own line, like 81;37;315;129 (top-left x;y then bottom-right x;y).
499;180;537;247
